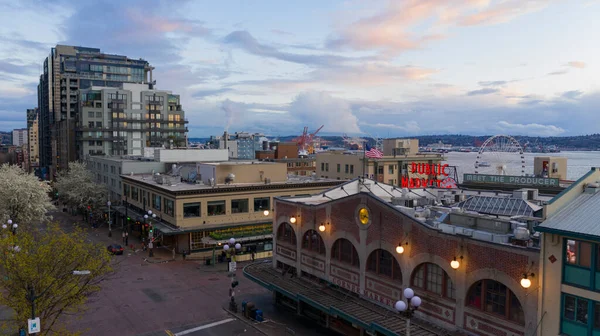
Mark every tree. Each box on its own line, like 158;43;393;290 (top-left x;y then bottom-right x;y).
0;223;113;335
0;164;54;227
54;162;107;214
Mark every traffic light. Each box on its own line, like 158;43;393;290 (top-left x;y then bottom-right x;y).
149;226;153;234
127;217;131;221
87;206;91;210
231;280;239;288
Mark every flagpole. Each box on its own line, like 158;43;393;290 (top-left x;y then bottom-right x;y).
363;140;367;178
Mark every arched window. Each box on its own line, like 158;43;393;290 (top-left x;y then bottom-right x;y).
467;279;525;325
301;230;325;255
277;222;296;246
367;249;402;280
411;263;455;300
331;238;359;267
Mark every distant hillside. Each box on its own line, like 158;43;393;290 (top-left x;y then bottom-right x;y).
189;134;600;150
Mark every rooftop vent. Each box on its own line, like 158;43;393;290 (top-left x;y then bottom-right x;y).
585;182;600;194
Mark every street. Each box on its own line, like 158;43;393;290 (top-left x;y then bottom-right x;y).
48;211;335;336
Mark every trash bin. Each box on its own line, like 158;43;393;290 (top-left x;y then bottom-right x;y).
255;309;263;322
245;302;255;318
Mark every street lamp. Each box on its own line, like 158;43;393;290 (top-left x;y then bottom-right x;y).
146;210;156;258
107;201;112;237
6;220;17;235
395;288;422;336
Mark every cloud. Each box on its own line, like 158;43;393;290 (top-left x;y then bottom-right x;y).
222;30;353;66
496;121;566;136
360;121;421;133
562;90;583;100
192;88;233;99
547;69;569;76
326;0;552;54
289;92;361;134
271;29;294;36
478;80;508;87
0;60;39;76
566;61;586;69
467;88;499;96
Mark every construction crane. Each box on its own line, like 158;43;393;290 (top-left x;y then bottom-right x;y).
294;125;324;156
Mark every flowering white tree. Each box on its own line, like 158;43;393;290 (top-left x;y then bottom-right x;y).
54;161;107;213
0;164;54;227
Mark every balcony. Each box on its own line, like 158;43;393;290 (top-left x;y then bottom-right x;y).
110;99;126;104
147;100;163;105
110;107;124;113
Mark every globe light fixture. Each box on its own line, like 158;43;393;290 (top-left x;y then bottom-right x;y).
450;257;461;269
263;210;270;216
229;238;236;245
396;287;422;336
394;300;407;312
521;273;534;288
7;220;12;225
290;216;297;224
396;243;404;254
223;244;230;251
404;288;414;299
318;223;326;232
148;210;152;216
235;243;241;250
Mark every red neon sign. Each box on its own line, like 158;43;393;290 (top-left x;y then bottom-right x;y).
401;163;456;189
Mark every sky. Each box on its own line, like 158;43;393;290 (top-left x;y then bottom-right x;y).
0;0;599;138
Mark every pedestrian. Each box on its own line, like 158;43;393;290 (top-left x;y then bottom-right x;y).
182;249;186;260
251;250;255;262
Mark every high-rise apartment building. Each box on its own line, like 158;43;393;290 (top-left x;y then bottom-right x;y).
77;83;187;158
38;45;153;179
27;108;40;173
12;128;28;146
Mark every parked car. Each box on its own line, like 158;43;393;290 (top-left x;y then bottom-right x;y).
107;244;124;255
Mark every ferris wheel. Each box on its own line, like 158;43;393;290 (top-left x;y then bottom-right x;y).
474;135;525;176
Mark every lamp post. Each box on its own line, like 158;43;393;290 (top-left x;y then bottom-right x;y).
107;201;112;237
395;288;422;336
7;220;17;235
147;210;156;257
223;238;242;312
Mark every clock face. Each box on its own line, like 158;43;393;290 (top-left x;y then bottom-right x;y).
358;208;369;224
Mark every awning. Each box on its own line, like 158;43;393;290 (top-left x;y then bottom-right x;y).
201;234;273;245
113;206;184;236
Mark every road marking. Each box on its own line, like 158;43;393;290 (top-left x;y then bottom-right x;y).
165;331;175;336
174;318;236;336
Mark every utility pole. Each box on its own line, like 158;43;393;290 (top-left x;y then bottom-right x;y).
107;200;112;237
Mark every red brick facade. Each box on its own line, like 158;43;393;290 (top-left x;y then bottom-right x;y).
272;192;540;336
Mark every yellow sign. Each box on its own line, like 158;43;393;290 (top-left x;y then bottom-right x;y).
359;208;370;225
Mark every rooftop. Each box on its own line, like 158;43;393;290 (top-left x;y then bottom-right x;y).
199;161;281;166
279;178;550;249
537;183;600;239
122;173;342;193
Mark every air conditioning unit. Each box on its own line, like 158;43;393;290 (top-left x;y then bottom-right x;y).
404;199;415;207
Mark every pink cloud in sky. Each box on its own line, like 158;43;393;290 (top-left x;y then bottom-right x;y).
328;0;554;54
566;61;587;69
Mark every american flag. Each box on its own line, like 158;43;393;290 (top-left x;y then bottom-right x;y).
365;145;383;159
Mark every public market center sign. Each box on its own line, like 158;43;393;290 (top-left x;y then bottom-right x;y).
463;173;559;187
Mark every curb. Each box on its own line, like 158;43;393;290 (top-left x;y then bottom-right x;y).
221;306;269;336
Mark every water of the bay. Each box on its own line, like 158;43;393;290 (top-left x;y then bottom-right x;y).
443;151;600;182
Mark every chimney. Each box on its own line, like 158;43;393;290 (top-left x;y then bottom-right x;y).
223;131;228;150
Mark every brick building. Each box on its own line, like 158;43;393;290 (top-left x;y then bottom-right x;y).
245;178;541;336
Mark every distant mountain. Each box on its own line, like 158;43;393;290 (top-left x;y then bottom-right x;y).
189;134;600;150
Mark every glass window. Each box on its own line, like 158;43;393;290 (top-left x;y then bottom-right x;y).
207;200;225;216
594;302;600;329
388;165;394;174
183;202;200;218
231;199;248;213
350;165;354;174
467;279;524;324
277;223;296;245
96;112;102;118
88;111;94;118
164;199;174;217
153;194;161;211
332;239;359;267
345;164;349;173
366;249;400;280
131;187;138;201
566;239;592;267
254;197;270;212
337;164;340;173
426;263;444;295
301;230;325;254
411;263;454;299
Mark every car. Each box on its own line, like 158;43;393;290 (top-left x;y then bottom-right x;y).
107;244;124;255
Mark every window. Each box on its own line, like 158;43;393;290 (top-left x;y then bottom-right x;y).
254;197;270;212
131;187;138;201
207;200;225;216
321;163;325;171
88;111;94;118
123;184;130;198
153;194;162;211
411;263;455;299
96;112;102;118
325;163;329;172
331;239;359;267
595;302;600;329
388;165;394;174
467;279;524;325
277;223;296;245
350;165;354;174
563;239;596;289
566;239;592;267
337;164;340;173
378;166;384;174
231;199;249;213
367;249;401;280
111;166;116;174
301;230;325;254
561;294;600;335
164;199;174;217
183;203;200;218
345;164;349;173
